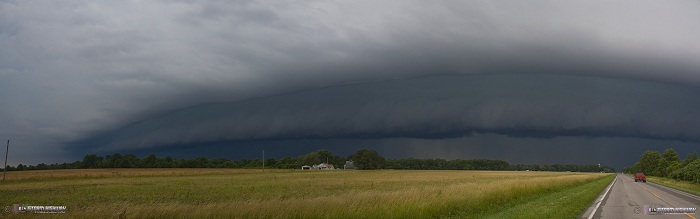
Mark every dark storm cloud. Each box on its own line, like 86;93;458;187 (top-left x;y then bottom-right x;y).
75;74;700;153
1;0;699;164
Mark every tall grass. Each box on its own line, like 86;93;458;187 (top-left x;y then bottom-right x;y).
0;169;610;218
646;176;700;196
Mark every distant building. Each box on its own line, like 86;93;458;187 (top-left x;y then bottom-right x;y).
302;163;334;170
344;160;355;170
313;163;334;170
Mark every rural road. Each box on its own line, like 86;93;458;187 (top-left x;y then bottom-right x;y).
581;174;700;219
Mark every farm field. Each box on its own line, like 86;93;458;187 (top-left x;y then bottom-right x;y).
0;169;613;218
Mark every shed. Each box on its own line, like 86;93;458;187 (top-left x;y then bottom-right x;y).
344;160;355;170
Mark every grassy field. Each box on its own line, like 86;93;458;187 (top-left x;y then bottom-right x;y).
646;176;700;196
0;169;612;218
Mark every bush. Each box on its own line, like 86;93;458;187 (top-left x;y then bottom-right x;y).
670;160;700;184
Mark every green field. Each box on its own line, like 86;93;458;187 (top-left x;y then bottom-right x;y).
0;169;613;218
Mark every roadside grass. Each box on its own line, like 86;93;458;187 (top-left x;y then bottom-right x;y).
479;174;614;219
646;176;700;197
0;169;611;218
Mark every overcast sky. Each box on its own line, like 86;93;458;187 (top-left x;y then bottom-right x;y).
2;0;699;169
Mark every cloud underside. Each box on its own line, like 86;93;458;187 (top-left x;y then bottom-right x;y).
2;1;700;165
75;74;700;152
3;0;700;144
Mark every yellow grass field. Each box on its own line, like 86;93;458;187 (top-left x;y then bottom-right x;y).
0;169;613;218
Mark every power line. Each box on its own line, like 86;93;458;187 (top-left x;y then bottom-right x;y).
3;139;9;181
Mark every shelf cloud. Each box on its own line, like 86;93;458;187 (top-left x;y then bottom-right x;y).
1;0;699;167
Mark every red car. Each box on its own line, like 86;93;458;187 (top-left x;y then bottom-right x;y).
634;172;646;182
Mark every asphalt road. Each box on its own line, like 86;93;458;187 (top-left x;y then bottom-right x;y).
581;174;700;219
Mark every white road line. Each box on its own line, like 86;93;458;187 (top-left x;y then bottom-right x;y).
587;174;618;219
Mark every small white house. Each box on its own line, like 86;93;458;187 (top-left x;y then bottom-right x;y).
313;163;334;170
302;163;334;170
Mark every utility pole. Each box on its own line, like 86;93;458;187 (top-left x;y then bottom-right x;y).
3;139;9;181
262;150;265;170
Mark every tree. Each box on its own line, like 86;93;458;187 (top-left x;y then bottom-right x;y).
316;150;334;164
638;150;661;176
671;159;700;183
244;159;262;168
468;159;509;170
662;148;680;163
119;154;139;168
300;152;321;165
105;153;123;168
667;161;683;179
349;149;385;170
275;157;297;169
160;156;175;168
82;154;103;168
141;154;158;168
211;158;229;168
223;161;238;168
657;148;680;176
658;159;669;177
630;161;642;173
682;152;698;167
193;157;209;168
445;159;473;170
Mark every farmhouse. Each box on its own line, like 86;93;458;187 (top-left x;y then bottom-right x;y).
313;163;334;170
301;163;336;170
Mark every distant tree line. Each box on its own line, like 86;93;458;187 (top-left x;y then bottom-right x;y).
0;149;380;171
1;148;614;172
386;158;510;170
623;148;700;184
508;163;615;173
